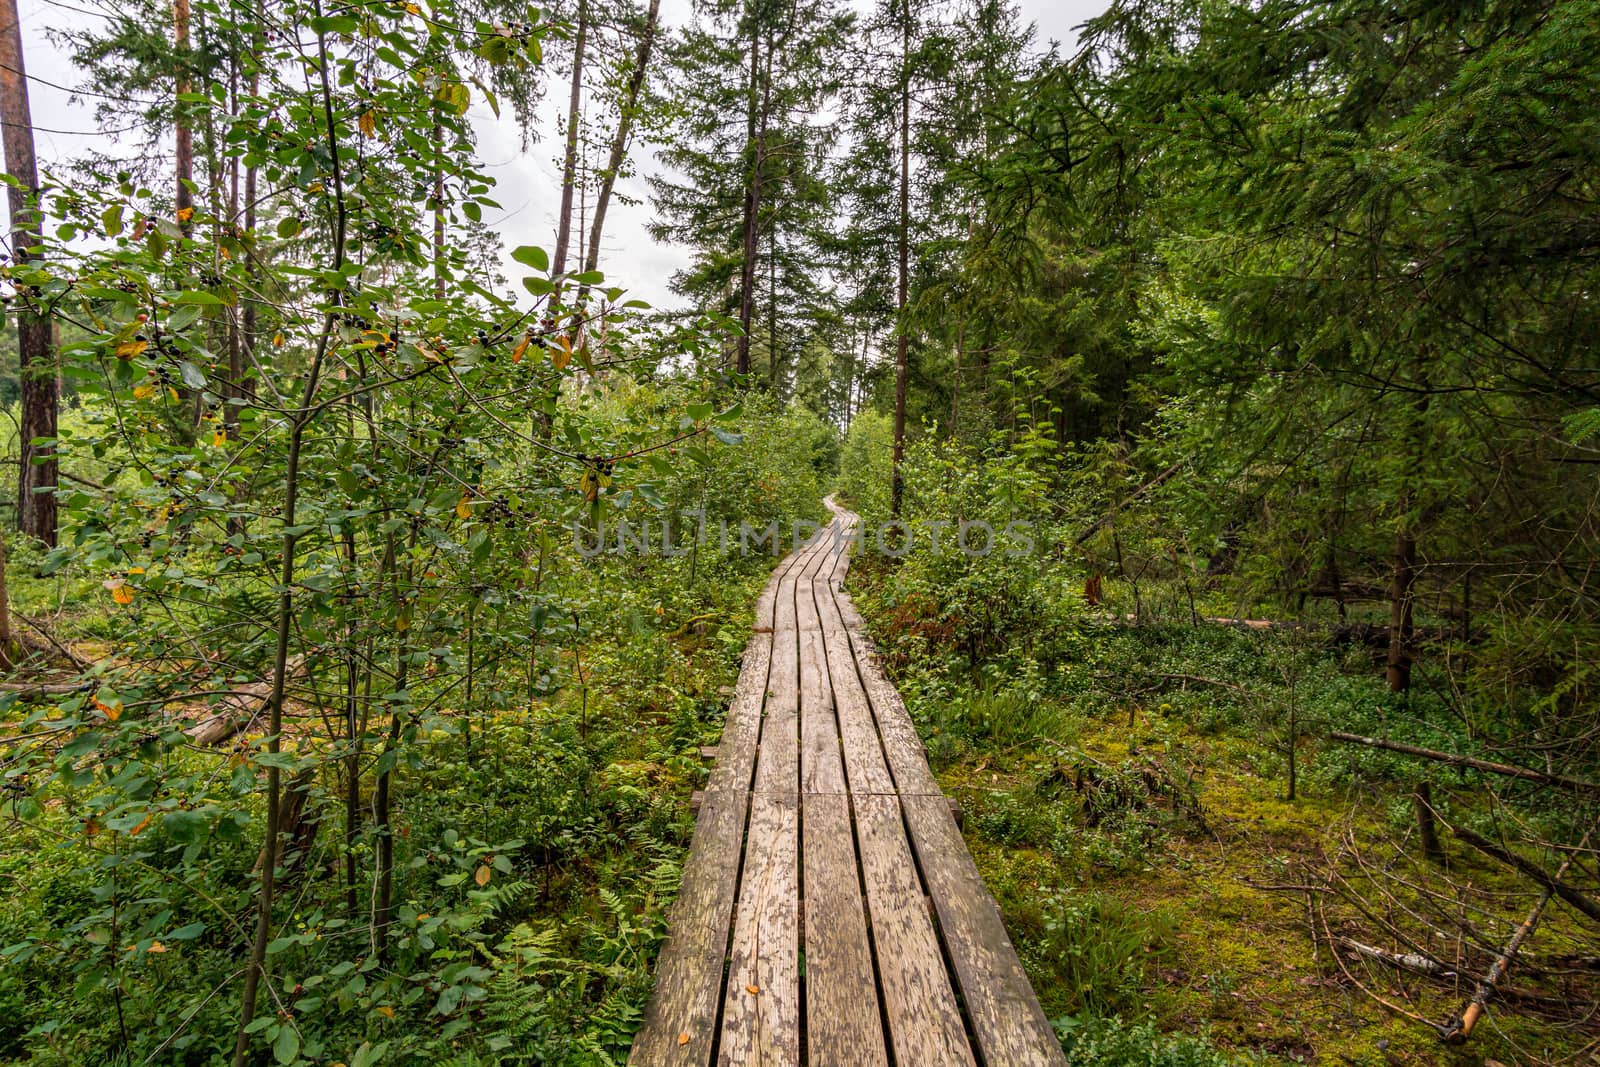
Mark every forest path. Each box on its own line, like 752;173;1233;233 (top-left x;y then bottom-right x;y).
629;500;1065;1067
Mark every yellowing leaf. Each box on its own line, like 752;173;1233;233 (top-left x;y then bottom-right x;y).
104;578;135;605
212;430;226;448
358;110;378;139
552;334;572;371
130;814;152;836
147;941;168;953
168;386;180;402
273;331;286;348
579;468;598;503
176;206;194;224
116;339;148;360
456;495;472;520
512;335;530;363
94;695;122;721
474;864;491;887
375;1005;395;1018
133;383;156;400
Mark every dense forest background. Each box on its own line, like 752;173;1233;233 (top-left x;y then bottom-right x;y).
0;0;1596;1064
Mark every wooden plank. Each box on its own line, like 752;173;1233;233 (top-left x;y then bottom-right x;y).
754;547;803;794
707;545;805;794
802;793;888;1067
844;626;943;797
855;794;976;1067
709;635;774;795
901;793;1067;1067
814;585;895;795
629;788;752;1066
798;583;846;796
719;792;801;1067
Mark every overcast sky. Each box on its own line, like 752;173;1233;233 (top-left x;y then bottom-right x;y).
9;0;1109;311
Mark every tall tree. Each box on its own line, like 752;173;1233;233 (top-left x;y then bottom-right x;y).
552;0;590;281
583;0;662;278
651;0;849;379
0;0;58;544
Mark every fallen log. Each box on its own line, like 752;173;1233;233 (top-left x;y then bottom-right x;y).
1449;824;1600;925
186;656;306;746
1327;731;1598;793
254;766;320;880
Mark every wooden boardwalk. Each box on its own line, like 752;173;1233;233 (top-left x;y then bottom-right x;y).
630;502;1065;1067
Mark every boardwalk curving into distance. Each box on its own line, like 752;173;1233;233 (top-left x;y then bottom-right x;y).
629;501;1065;1067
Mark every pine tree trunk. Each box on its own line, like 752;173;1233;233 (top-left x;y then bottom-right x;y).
552;0;588;286
583;0;661;281
0;0;58;546
736;15;765;378
890;0;911;515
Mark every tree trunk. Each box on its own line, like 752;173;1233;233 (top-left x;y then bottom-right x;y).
0;530;13;671
174;0;193;226
735;14;764;378
582;0;661;280
552;0;588;286
1415;779;1442;863
0;0;58;546
890;0;911;515
1387;527;1416;693
432;115;446;300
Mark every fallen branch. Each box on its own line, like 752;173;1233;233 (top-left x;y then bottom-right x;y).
1439;825;1593;1043
1338;937;1456;979
1449;824;1600;925
13;612;88;670
1074;461;1184;546
185;657;306;746
0;681;87;698
1327;731;1598;793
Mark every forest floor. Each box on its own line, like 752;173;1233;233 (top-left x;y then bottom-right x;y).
848;570;1599;1067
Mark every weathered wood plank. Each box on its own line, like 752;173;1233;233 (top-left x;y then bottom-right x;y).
802;793;888;1067
754;544;804;794
814;585;895;795
629;788;752;1066
901;793;1067;1066
706;545;803;795
855;794;977;1067
798;582;846;796
843;623;942;797
719;792;801;1067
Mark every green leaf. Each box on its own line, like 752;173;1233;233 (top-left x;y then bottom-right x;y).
462;201;482;223
179;362;208;390
172;291;228;306
512;245;549;272
273;1024;299;1065
102;205;123;238
277;216;303;239
522;276;553;297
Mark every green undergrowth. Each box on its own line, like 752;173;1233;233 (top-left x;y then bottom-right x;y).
845;555;1597;1067
0;398;835;1065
